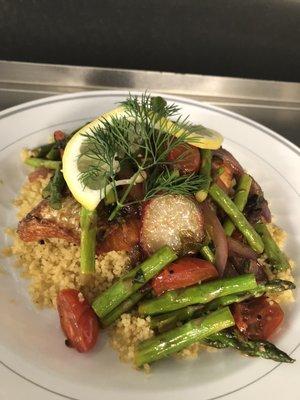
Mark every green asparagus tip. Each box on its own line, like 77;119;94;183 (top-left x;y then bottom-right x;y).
135;307;235;367
205;330;295;364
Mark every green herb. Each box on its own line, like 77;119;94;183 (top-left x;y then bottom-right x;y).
42;169;65;209
150;96;168;114
77;94;205;219
144;169;209;200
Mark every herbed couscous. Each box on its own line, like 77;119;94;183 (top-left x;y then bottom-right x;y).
3;173;294;363
2;93;296;368
4;175;130;307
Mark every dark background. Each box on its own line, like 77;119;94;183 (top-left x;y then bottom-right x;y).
1;0;299;82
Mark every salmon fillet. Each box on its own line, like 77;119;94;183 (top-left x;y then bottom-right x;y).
96;218;142;255
18;197;81;244
17;198;141;255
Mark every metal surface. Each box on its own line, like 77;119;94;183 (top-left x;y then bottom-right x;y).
0;60;299;146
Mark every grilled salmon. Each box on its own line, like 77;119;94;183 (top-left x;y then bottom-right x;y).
17;198;142;256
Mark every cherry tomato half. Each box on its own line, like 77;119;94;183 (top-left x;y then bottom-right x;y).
232;296;284;340
152;257;218;296
167;144;201;174
57;289;99;352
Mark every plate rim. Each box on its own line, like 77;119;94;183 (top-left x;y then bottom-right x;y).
0;90;299;400
0;89;299;157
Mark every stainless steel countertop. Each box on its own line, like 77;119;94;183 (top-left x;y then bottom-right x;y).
0;60;299;147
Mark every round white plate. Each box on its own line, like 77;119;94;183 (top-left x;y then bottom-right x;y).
0;91;299;400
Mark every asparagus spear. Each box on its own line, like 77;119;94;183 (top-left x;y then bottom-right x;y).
42;169;65;210
256;223;290;271
203;279;295;312
46;144;60;161
195;149;212;202
30;143;55;158
204;329;295;363
135;307;235;366
150;279;295;332
101;287;150;327
150;304;203;332
223;174;252;236
92;246;177;319
209;184;264;253
199;244;215;263
29;123;89;159
139;274;257;316
80;207;97;274
45;146;61;161
195;150;215;261
46;132;66;160
25;157;62;170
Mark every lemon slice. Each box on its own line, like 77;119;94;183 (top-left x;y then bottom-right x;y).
63;102;223;211
62;106;128;211
157;117;223;149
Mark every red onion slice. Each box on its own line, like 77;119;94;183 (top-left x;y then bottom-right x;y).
227;236;258;260
202;201;228;276
213;148;244;176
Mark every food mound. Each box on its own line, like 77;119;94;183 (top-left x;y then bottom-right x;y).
4;94;295;369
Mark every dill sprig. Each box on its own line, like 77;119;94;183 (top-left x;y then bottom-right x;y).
144;169;209;200
78;93;206;219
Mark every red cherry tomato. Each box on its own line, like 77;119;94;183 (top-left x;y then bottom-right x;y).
53;130;66;157
57;289;99;352
167;144;201;174
152;257;218;296
53;130;65;142
232;296;284;340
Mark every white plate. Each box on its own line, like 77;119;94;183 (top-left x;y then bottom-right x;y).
0;91;299;400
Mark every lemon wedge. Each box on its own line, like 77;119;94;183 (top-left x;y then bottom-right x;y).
63;102;223;211
62;106;128;211
156;117;223;150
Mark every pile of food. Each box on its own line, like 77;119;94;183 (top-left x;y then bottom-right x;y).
4;94;295;369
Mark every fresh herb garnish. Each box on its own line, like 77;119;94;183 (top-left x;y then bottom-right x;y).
42;169;66;210
145;169;208;200
77;94;206;219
